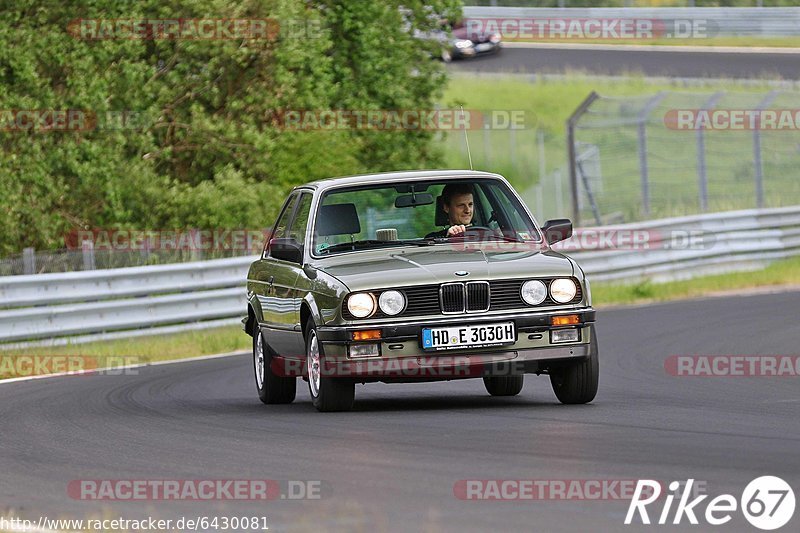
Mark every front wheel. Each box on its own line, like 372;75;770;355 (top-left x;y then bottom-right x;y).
306;324;355;412
549;339;599;405
253;329;296;404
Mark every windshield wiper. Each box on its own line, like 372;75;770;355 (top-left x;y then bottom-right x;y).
319;239;434;254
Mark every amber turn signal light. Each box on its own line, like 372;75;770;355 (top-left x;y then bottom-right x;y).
352;329;382;341
551;315;579;326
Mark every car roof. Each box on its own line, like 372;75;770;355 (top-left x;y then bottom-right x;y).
299;170;505;192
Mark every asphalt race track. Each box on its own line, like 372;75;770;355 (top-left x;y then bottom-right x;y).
1;291;799;532
450;45;800;79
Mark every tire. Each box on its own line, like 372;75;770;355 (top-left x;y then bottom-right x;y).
306;323;355;412
253;328;296;404
483;375;524;396
549;338;599;405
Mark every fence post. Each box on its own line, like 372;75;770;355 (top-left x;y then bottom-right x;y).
483;126;491;166
81;240;96;270
190;229;204;262
555;169;564;220
696;92;724;212
23;247;35;275
637;123;650;216
753;90;779;209
636;92;668;218
536;183;544;221
567;91;599;227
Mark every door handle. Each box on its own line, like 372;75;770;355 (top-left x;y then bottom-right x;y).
268;276;274;291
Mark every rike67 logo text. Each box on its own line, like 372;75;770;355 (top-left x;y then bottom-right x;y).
626;477;795;530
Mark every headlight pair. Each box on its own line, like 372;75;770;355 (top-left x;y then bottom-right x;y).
347;290;405;318
521;278;578;305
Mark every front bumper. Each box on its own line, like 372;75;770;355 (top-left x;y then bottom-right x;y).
309;308;595;380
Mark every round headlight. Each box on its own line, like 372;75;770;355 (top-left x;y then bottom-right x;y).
550;278;577;303
347;293;376;318
378;290;406;316
520;280;547;306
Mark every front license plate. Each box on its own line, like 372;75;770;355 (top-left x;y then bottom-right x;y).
421;322;516;351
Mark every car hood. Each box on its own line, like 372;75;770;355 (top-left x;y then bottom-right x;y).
312;244;574;292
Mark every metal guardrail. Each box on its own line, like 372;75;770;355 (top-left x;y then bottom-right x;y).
462;7;800;37
567;206;800;282
1;206;798;344
0;256;255;344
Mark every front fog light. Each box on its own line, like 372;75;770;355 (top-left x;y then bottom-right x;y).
349;343;380;359
551;328;580;344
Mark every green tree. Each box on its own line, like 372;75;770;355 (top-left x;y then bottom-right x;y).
0;0;460;255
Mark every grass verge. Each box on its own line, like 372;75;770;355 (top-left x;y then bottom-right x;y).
0;325;251;380
591;255;800;306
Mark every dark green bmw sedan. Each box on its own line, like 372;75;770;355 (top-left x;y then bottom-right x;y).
244;170;597;411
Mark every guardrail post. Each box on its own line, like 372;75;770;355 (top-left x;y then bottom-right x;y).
567;91;599;227
22;247;35;275
753;90;779;209
82;240;96;270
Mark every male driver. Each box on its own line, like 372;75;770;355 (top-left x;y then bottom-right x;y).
426;183;475;238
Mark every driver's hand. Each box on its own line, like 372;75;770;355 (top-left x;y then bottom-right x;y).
447;225;467;237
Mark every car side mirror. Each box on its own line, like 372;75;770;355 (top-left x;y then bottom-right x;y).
270;238;303;264
541;219;573;245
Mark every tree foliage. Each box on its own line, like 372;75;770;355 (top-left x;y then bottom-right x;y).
0;0;461;254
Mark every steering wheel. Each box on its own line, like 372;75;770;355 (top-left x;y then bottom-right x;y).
463;225;494;233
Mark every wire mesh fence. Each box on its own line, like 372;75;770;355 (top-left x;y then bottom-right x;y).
566;89;800;226
0;246;258;277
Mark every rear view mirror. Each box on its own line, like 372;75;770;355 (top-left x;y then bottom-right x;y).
541;219;573;245
395;193;434;208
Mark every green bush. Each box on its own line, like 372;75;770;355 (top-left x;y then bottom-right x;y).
0;0;461;255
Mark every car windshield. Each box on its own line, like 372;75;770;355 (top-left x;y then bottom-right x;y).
312;178;541;256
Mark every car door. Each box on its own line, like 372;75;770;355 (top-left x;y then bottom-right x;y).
253;193;301;356
284;191;314;358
